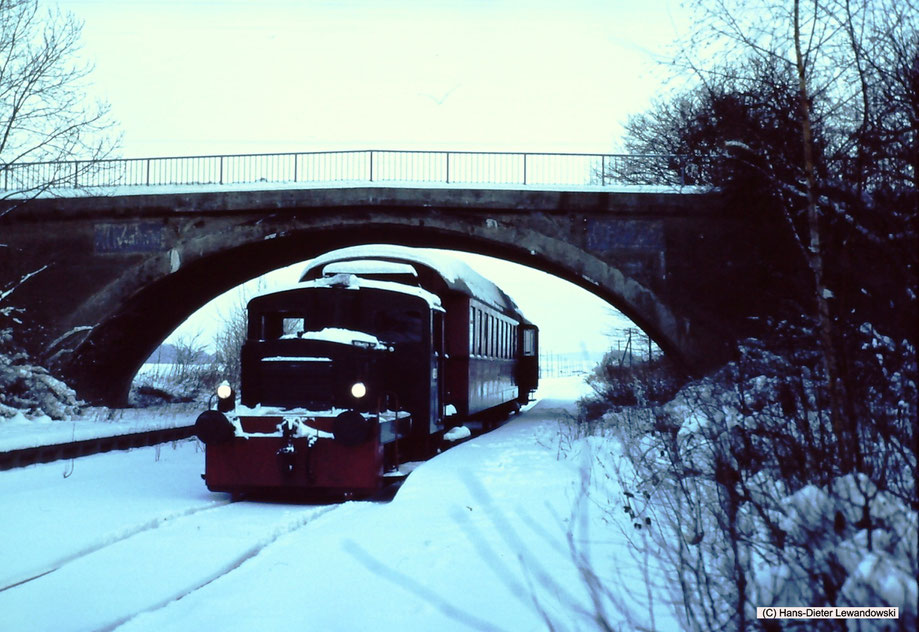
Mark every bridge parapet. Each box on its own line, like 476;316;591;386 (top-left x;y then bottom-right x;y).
1;149;704;193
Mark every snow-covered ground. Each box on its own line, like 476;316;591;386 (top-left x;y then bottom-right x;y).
0;377;678;632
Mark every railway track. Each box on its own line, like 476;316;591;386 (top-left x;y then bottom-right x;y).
0;499;342;632
0;425;197;471
0;499;234;594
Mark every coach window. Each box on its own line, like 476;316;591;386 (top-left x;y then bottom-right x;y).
488;314;493;356
523;328;536;356
497;320;502;358
494;316;499;357
479;309;485;356
469;308;475;355
471;308;477;355
470;308;476;355
474;309;481;356
475;309;485;355
488;315;494;357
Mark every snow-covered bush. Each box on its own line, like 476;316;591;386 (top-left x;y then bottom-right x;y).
573;321;917;631
0;309;81;420
581;354;686;415
130;336;221;405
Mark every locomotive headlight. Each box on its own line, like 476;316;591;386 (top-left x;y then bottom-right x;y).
215;381;235;412
350;381;367;399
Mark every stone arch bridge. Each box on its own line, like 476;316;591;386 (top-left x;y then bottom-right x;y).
1;181;781;405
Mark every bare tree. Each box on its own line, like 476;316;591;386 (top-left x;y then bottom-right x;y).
0;0;117;208
620;0;917;468
211;277;271;389
213;295;249;389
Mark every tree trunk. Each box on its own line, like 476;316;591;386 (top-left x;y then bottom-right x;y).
793;0;856;469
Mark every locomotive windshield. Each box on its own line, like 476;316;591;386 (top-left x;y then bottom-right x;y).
250;289;425;346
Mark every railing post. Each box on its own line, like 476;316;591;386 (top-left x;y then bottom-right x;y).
73;161;79;188
219;156;224;185
446;152;450;184
523;153;527;186
601;155;606;186
293;153;297;183
369;150;374;182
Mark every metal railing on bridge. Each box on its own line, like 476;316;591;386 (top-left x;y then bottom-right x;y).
0;149;703;193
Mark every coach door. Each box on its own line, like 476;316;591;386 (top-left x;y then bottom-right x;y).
517;324;538;400
431;310;445;433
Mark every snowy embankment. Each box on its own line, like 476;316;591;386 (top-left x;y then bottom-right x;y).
0;377;679;632
0;404;199;453
0;360;202;454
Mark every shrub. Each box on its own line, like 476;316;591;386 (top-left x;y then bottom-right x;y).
575;321;917;631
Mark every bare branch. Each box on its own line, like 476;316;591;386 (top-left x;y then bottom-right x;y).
0;0;118;202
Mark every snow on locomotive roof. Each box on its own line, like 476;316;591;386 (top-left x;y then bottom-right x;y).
297;327;390;350
322;261;417;277
302;245;527;319
252;273;443;309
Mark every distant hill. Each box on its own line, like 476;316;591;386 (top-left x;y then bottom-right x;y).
144;343;215;365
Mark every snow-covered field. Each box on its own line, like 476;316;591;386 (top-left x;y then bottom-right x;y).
0;377;677;632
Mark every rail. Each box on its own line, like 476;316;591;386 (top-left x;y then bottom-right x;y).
0;149;702;192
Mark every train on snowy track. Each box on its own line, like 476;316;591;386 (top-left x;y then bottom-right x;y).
194;246;538;496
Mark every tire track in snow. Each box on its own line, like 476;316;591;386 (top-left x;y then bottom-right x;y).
101;504;340;632
0;498;233;593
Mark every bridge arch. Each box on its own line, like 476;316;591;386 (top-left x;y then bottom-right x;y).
60;218;700;405
0;184;758;406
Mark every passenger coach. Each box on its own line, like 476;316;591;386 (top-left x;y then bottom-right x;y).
195;245;538;496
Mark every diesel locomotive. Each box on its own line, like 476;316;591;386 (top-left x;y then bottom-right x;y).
194;246;538;496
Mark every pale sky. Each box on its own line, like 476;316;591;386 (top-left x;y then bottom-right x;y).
62;0;687;156
52;0;686;354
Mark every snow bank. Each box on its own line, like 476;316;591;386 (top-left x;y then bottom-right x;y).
0;405;199;452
